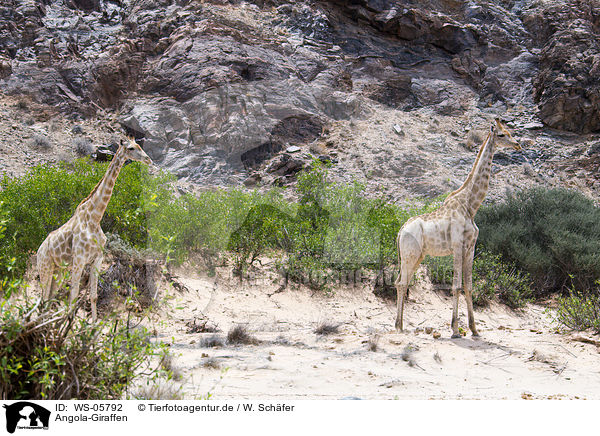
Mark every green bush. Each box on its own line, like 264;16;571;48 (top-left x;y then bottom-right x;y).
423;255;454;286
0;296;168;399
556;290;600;333
227;204;294;274
225;161;446;290
423;251;532;308
477;188;600;295
0;203;22;298
472;252;532;308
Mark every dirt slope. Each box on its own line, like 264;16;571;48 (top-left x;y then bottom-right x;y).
145;266;600;400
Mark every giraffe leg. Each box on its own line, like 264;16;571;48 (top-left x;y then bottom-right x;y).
69;262;85;310
451;247;463;338
39;265;55;300
463;246;479;337
89;254;103;322
37;241;52;299
394;267;410;332
50;272;58;297
395;235;422;332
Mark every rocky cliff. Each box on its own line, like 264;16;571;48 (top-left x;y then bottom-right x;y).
1;0;600;199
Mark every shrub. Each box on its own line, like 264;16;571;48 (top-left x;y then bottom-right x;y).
0;203;23;298
98;234;160;310
0;297;168;399
556;289;600;333
199;335;225;348
477;188;600;295
226;325;259;345
260;162;442;291
148;188;293;266
227;204;294;275
423;255;453;287
73;137;94;156
314;322;340;336
28;135;51;150
131;380;183;400
472;252;532;308
423;251;532;308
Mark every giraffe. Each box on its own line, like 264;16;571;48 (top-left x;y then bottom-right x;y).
36;137;152;321
394;118;521;338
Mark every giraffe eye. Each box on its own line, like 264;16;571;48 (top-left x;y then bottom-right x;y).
498;133;505;137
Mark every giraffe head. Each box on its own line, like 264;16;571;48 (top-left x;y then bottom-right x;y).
493;118;521;151
119;137;153;165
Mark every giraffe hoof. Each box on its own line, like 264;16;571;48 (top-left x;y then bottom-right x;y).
451;333;461;339
472;332;480;337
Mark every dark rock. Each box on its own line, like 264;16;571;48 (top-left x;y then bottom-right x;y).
0;56;11;79
318;155;336;164
267;154;304;176
587;142;600;156
529;5;600;133
243;172;262;186
66;0;100;12
353;58;412;107
94;145;115;161
493;150;528;166
92;47;146;108
71;125;84;135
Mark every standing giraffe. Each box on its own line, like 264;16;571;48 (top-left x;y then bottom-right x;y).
394;118;521;338
36;137;152;320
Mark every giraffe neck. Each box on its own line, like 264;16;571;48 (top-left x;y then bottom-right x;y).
80;149;126;224
465;132;496;217
448;130;491;199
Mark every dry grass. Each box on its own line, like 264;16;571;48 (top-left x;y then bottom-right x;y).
201;357;221;369
28;134;52;150
131;380;183;400
73;137;94;156
367;335;380;352
160;353;183;381
199;334;225;348
401;345;417;367
314;322;340;336
227;325;259;345
186;317;219;334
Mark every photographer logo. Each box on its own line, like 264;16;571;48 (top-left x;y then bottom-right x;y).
3;402;50;433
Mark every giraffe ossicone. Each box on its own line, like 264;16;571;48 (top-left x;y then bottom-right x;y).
394;118;521;338
36;137;153;321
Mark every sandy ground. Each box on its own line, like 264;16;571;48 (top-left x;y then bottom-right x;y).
143;265;600;400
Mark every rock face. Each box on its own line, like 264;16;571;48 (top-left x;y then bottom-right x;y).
528;2;600;133
0;0;599;182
